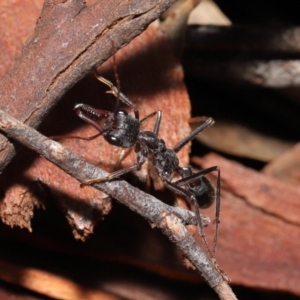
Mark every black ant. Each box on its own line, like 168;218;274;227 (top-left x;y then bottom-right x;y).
71;72;221;258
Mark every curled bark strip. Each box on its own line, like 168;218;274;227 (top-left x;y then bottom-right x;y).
0;0;178;174
0;109;239;299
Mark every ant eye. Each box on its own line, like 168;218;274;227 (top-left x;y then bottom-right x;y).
117;110;127;116
107;136;120;145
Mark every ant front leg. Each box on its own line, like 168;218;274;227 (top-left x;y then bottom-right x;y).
176;166;221;257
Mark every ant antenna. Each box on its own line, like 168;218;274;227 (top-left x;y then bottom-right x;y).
94;41;122;115
110;40;121;115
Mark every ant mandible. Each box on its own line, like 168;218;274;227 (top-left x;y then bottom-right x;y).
72;71;221;258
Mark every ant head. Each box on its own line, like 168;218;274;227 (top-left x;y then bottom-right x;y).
103;112;140;148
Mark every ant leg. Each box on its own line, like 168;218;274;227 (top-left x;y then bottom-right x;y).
113;148;135;171
176;166;221;257
114;148;126;170
162;178;213;258
82;145;148;186
140;110;162;135
50;132;102;142
173;117;214;153
82;162;142;186
94;73;139;120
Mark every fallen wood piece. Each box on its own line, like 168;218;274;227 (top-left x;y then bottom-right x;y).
190;118;294;162
262;142;300;185
186;25;300;55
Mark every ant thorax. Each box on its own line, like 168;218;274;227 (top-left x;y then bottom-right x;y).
154;148;179;178
138;131;179;177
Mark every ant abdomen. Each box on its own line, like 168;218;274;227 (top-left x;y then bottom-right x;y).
191;176;215;209
180;166;215;208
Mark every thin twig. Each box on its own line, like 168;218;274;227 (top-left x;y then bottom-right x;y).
0;109;238;299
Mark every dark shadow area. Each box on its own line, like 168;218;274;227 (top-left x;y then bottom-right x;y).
0;279;53;300
0;228;299;299
214;0;300;25
184;73;300;142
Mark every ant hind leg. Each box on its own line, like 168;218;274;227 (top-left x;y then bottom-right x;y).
162;179;214;258
175;166;221;257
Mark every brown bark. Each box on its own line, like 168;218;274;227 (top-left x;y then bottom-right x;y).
0;20;194;239
0;0;178;174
